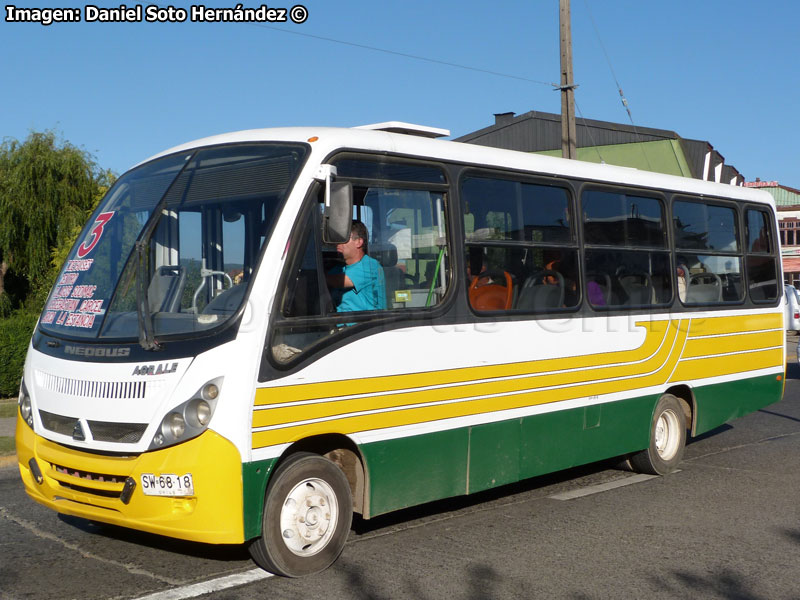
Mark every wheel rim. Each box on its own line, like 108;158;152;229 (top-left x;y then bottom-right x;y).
654;408;682;460
279;478;339;557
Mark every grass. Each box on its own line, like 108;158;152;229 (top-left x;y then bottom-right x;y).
0;436;14;456
0;399;17;456
0;399;17;419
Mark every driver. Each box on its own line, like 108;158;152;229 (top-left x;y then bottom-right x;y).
327;220;386;312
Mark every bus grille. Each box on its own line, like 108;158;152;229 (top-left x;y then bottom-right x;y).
35;371;149;399
39;410;148;444
52;463;127;485
51;463;127;500
57;481;122;499
87;420;148;443
39;410;77;437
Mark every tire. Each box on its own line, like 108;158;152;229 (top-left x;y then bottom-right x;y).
248;452;353;577
629;394;686;475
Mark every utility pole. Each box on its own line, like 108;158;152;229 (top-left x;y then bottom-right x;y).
559;0;578;159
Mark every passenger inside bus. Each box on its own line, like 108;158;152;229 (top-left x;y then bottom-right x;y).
326;220;387;312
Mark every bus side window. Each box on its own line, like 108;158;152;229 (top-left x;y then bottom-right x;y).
673;198;744;305
461;175;578;313
582;190;671;308
745;208;779;302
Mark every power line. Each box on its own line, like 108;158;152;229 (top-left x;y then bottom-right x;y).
581;0;653;171
250;22;558;87
575;100;605;164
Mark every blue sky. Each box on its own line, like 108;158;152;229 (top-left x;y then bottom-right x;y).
3;1;799;184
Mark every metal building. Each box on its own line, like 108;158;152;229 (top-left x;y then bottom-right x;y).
455;110;745;186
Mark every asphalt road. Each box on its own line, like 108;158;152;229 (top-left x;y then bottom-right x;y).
1;343;799;600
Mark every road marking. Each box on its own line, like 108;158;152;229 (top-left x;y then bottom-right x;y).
548;473;659;500
133;569;273;600
0;506;181;584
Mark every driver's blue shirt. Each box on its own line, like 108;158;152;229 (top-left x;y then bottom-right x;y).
330;255;386;312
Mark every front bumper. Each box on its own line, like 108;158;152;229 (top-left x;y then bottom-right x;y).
16;415;245;544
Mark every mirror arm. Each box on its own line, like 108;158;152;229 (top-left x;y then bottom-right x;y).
314;164;338;208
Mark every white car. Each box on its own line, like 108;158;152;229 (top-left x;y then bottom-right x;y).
784;284;800;331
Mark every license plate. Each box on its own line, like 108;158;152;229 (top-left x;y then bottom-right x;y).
140;473;194;497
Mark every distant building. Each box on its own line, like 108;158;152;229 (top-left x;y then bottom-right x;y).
744;181;800;286
456;110;800;285
455;110;745;185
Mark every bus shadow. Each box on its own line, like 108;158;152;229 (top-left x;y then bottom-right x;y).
786;360;800;380
351;457;627;536
687;423;734;445
57;514;251;562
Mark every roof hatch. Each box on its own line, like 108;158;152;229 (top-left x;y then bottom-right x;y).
354;121;450;139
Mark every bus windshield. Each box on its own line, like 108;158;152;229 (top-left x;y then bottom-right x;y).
39;143;308;342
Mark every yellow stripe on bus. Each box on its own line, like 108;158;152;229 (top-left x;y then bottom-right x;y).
686;313;781;337
680;330;783;359
255;319;673;407
251;323;688;449
252;320;682;429
669;348;783;382
251;313;783;449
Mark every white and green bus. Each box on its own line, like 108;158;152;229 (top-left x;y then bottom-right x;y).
16;123;784;576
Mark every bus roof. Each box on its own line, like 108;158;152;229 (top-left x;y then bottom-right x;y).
140;126;775;207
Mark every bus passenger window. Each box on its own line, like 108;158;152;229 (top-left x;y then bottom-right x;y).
462;175;578;313
673;198;744;305
582;189;671;308
745;208;778;302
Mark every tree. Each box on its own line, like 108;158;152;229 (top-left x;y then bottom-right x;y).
0;131;109;314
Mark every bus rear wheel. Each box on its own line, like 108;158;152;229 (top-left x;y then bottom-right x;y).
248;452;353;577
630;394;686;475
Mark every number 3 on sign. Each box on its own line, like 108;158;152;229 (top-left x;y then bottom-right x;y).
77;212;114;258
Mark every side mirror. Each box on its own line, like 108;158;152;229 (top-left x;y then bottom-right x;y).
322;181;353;244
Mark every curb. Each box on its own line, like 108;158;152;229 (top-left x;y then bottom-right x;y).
0;454;17;468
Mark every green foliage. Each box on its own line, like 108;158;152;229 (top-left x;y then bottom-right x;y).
0;131;110;313
0;310;38;397
0;437;15;456
0;131;115;397
0;400;16;418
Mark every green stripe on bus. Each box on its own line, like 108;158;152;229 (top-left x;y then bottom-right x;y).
693;373;783;435
242;457;278;540
244;373;781;527
359;394;656;517
358;373;782;517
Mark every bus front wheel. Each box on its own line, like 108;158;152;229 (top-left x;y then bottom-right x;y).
630;394;686;476
249;452;353;577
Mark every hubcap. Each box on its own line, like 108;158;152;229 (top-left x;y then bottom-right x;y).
279;478;338;556
654;408;681;460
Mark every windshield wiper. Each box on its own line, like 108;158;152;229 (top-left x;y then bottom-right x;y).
135;240;161;351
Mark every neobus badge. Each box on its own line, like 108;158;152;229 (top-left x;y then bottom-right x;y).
64;345;130;358
132;363;179;377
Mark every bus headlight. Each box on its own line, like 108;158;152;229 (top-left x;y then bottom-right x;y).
201;383;219;401
165;412;186;438
188;399;212;428
150;378;222;450
19;380;33;429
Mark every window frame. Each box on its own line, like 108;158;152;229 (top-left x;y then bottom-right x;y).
459;169;580;315
580;184;672;309
743;203;780;304
671;195;746;307
265;153;456;371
